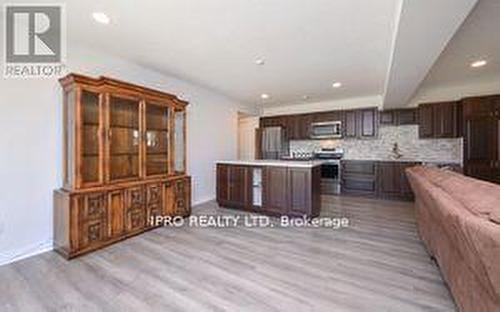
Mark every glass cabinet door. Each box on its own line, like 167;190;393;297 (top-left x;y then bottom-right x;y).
79;89;102;186
145;102;170;176
108;95;141;181
174;109;186;173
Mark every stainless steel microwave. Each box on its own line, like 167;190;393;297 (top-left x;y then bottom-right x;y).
310;121;342;139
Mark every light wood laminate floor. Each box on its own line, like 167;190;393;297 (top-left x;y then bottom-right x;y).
0;196;456;312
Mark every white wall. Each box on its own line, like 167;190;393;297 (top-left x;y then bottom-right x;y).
238;116;259;160
262;95;383;116
0;43;257;266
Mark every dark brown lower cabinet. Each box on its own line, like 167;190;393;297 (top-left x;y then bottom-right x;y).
264;167;289;214
216;164;320;217
53;176;191;259
216;164;250;209
377;162;419;201
342;160;421;201
341;161;378;196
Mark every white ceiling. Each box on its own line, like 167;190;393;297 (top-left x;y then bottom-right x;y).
421;0;500;89
32;0;400;106
5;0;496;108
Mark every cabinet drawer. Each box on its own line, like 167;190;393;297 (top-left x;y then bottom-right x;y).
342;161;377;176
80;218;108;249
81;193;107;221
126;209;145;232
343;178;376;192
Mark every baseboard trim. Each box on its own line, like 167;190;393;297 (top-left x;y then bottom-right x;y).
0;239;53;267
193;196;215;207
0;198;215;267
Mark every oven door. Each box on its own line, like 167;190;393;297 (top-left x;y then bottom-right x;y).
321;162;341;195
321;163;339;181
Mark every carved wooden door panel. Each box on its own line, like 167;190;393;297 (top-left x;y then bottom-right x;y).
125;186;146;232
146;183;163;227
77;193;108;249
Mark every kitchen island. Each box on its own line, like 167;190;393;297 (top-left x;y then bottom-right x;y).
216;160;323;217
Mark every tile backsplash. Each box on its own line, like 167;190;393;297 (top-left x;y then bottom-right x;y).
290;125;463;163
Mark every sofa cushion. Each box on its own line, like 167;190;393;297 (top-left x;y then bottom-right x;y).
426;169;500;216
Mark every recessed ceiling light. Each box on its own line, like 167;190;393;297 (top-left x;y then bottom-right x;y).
92;12;110;24
470;60;487;68
303;95;310;100
332;82;342;88
261;93;270;100
255;58;265;66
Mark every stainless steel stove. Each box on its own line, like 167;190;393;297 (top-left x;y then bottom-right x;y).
314;148;344;195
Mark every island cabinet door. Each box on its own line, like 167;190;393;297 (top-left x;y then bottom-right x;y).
228;166;249;209
263;167;289;214
216;164;230;204
288;168;312;216
376;162;401;198
217;164;249;209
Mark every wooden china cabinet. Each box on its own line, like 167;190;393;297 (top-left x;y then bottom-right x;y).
54;74;191;259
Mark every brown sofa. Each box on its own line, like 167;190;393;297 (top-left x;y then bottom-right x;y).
406;166;500;312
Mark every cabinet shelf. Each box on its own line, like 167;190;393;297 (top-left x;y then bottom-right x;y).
83;122;99;127
110;125;139;130
110;152;139;156
146;127;169;132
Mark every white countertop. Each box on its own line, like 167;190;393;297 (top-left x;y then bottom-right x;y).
217;159;461;167
216;159;326;168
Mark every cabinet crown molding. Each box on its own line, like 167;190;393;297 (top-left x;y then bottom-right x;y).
59;73;189;107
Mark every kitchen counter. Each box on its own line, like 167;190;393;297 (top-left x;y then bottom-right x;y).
216;159;326;168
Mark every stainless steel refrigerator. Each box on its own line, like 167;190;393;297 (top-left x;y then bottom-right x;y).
256;126;288;159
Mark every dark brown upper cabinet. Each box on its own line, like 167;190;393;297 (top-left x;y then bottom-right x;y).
344;108;378;139
260;116;285;128
312;110;344;123
343;110;358;138
418;102;461;139
380;108;418;126
259;107;377;141
260;114;312;141
285;114;312;140
359;108;378;137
